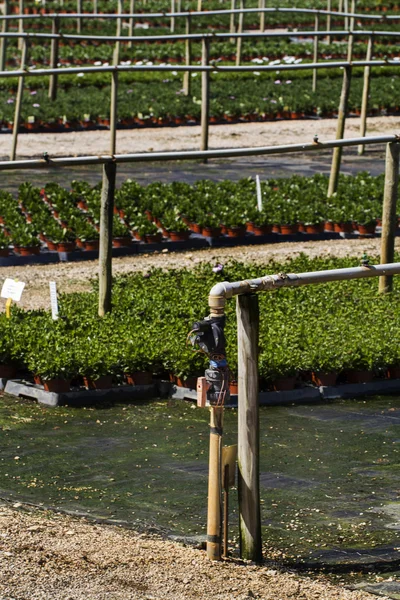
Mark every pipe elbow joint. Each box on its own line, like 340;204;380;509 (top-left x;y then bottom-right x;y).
208;281;230;315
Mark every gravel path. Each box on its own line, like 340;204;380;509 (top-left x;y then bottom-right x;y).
0;115;399;159
0;502;379;600
0;236;395;311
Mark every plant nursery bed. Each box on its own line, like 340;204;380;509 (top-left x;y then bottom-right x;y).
4;379;158;407
171;379;400;407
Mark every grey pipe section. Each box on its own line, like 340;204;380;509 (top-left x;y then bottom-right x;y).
208;263;400;314
0;134;396;170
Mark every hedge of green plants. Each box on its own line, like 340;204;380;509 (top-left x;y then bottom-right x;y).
0;173;388;253
2;255;400;386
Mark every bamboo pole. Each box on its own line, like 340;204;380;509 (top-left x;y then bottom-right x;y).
237;293;262;563
0;0;9;72
230;0;236;41
236;0;244;67
98;162;116;317
326;0;331;44
10;37;28;162
347;0;356;62
313;14;319;93
358;34;373;156
223;464;229;559
114;0;123;66
327;66;352;197
18;0;23;51
344;0;349;30
259;0;265;32
128;0;134;48
48;17;59;100
110;71;118;156
77;0;82;34
183;14;191;96
198;0;202;10
379;142;400;294
170;0;175;33
207;406;223;561
93;0;98;15
201;38;210;154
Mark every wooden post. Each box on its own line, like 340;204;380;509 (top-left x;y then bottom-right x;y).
237;294;262;563
77;0;82;34
326;0;331;44
110;70;118;156
170;0;175;33
128;0;135;48
236;0;244;67
48;17;60;100
98;162;116;317
312;14;319;93
347;0;355;62
201;38;210;154
10;37;28;161
183;15;191;96
0;0;9;72
18;0;23;51
259;0;265;32
230;0;236;42
379;142;400;294
223;464;229;559
327;66;352;197
358;34;373;156
114;0;123;66
207;406;223;561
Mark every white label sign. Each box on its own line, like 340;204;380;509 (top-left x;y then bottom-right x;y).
1;279;25;302
49;281;59;320
256;175;263;212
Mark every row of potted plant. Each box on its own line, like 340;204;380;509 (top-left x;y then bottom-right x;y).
2;255;400;392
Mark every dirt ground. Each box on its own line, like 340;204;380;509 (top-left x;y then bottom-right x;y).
0;236;396;311
0;501;381;600
0;115;399;159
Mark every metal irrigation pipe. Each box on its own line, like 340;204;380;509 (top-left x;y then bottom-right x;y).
0;134;396;171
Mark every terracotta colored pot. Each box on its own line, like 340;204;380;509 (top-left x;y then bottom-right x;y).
324;221;334;231
43;379;71;393
83;240;100;251
273;376;297;391
345;370;374;384
253;224;272;236
144;233;162;244
83;375;113;390
298;223;306;233
125;371;153;386
357;223;376;235
77;200;88;211
34;375;43;386
14;246;40;256
230;381;238;394
0;248;9;257
112;236;132;248
246;221;255;233
56;242;75;253
220;225;229;235
0;365;17;379
334;222;353;233
75;238;84;249
202;226;222;238
272;224;281;233
190;223;202;234
176;376;198;390
312;372;338;387
280;224;298;235
168;231;190;242
227;226;246;238
305;223;324;234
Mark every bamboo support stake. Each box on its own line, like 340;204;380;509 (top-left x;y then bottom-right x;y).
207;406;223;561
18;0;23;51
344;0;349;30
183;15;191;96
10;38;28;161
170;0;175;33
230;0;236;41
259;0;265;32
201;38;210;155
128;0;135;48
0;0;9;72
236;0;244;67
177;0;181;12
327;66;352;197
48;17;60;100
110;71;118;156
379;142;400;294
93;0;98;14
326;0;331;44
77;0;82;34
98;162;116;317
114;0;123;66
347;0;356;62
358;34;373;156
313;14;319;93
237;293;262;563
198;0;202;10
223;464;229;559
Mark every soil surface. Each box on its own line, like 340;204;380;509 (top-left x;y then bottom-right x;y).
0;501;379;600
1;236;396;311
1;115;399;159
